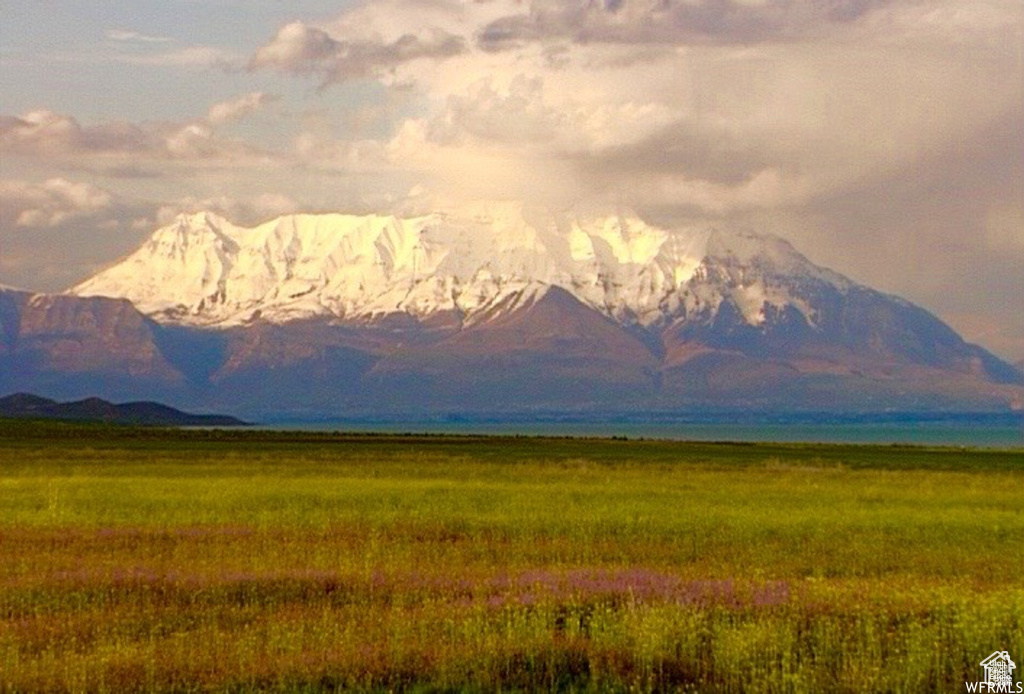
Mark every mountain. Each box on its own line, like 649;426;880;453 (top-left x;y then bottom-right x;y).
0;393;247;426
1;205;1021;417
71;204;861;332
0;288;184;398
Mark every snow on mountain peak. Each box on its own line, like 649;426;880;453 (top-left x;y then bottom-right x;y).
69;206;846;329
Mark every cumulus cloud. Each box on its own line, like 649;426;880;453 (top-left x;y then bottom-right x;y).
249;22;340;71
0;178;158;290
0;178;114;228
1;94;281;165
249;20;467;86
429;76;569;146
0;110;153;156
372;0;1020;220
206;92;276;126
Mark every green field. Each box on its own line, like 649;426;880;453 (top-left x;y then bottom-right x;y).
1;421;1022;692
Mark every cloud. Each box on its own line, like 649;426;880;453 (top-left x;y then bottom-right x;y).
477;0;894;51
106;29;171;44
1;97;281;164
102;165;163;180
0;178;157;291
414;0;1018;212
429;76;569;146
249;22;340;72
249;20;467;86
0;178;114;229
155;193;301;226
206;92;277;126
116;45;243;69
0;110;153;156
294;132;389;172
99;29;245;68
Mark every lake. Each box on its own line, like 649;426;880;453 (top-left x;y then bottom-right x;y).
257;412;1023;448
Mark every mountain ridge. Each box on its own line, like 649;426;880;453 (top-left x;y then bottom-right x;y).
69;206;844;331
0;206;1021;418
1;285;1020;416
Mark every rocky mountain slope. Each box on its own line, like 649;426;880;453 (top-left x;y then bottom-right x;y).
70;204;842;330
1;205;1020;417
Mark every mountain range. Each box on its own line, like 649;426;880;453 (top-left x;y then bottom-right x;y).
2;204;1021;419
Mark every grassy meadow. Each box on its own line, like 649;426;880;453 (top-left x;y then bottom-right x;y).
0;421;1022;692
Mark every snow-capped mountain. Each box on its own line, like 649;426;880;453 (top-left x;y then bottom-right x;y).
3;204;1021;417
70;204;847;330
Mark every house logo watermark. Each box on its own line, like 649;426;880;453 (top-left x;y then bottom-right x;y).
966;651;1021;693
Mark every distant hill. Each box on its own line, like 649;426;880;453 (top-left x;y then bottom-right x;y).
0;393;247;427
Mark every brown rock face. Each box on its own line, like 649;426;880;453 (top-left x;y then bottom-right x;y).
0;289;183;400
17;294;179;378
1;284;1022;418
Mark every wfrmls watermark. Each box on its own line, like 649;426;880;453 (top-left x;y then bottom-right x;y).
965;651;1020;693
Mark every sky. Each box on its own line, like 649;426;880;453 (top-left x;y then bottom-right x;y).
1;0;1021;361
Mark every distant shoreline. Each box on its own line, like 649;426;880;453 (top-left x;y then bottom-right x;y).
244;412;1023;448
2;402;1019;447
